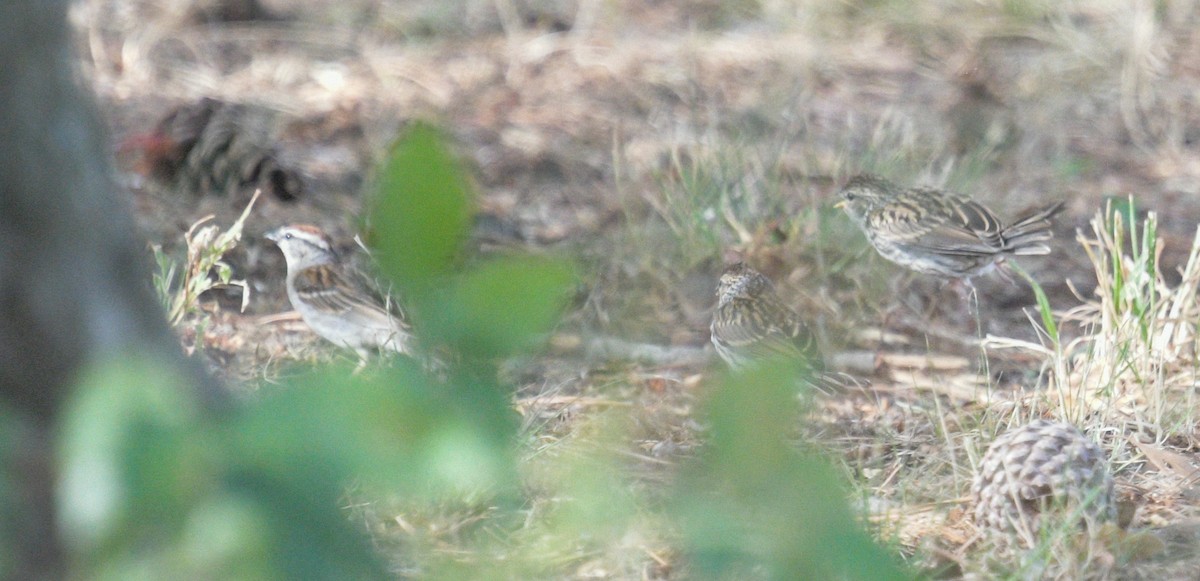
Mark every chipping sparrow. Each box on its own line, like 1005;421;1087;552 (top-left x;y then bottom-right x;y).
266;224;417;363
836;174;1064;280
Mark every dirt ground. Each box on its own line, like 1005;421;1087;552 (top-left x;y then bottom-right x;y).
75;0;1200;578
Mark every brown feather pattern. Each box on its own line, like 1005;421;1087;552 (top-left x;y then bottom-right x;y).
839;174;1064;278
710;263;822;372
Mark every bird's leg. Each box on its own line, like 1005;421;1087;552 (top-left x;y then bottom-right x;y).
994;259;1019;286
950;278;983;333
920;285;942;320
960;278;979;312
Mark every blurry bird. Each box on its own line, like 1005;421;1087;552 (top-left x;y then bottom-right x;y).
266;224;430;369
711;262;821;370
836;174;1063;281
710;263;862;392
122;97;302;202
972;420;1115;545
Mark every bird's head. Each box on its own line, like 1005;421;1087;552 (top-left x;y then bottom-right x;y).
715;262;772;307
266;224;338;272
835;174;896;223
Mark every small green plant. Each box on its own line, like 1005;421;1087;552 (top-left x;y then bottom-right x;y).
153;190;259;328
990;197;1200;430
1068;199;1190;426
1017;262;1061;351
634;137;787;269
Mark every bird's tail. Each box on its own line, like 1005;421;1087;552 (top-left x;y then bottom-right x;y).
1001;201;1065;256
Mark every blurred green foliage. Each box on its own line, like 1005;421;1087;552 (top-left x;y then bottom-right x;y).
676;362;908;580
57;122;571;579
369;123;472;292
49;123;905;579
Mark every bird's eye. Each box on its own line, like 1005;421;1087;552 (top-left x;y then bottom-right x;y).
284;233;293;240
844;193;856;201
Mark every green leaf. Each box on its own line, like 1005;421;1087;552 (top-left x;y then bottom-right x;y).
431;257;575;357
230;365;511;496
1103;195;1135;236
230;367;426;491
58;356;204;553
225;470;389;581
369;122;473;294
224;367;479;580
674;362;909;580
1010;262;1058;348
177;493;274;580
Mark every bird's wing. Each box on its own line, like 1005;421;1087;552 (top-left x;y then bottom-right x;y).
761;301;822;363
868;189;1005;257
712;299;821;366
347;264;413;326
293;266;407;331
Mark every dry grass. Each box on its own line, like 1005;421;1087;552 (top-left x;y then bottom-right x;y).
75;0;1200;578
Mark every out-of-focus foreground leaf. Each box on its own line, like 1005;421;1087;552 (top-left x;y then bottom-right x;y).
58;356;210;555
431;257;574;358
674;361;909;580
230;366;514;497
369;121;473;295
368;122;575;452
58;357;395;580
54;122;577;579
368;122;574;360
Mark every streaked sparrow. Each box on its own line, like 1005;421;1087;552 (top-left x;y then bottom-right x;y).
836;174;1064;280
711;262;823;373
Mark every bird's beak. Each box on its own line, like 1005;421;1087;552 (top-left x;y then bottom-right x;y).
264;228;281;242
834;200;847;209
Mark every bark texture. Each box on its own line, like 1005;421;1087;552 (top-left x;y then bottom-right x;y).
0;3;225;578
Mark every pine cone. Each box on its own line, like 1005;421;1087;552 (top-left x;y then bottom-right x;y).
126;98;302;202
972;420;1115;538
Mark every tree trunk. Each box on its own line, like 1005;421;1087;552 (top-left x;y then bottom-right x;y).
0;2;226;578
